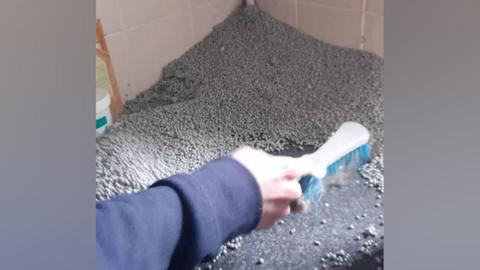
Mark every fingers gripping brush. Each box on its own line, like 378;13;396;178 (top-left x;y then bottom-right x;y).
290;121;371;212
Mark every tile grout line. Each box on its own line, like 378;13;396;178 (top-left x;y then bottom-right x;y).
105;9;192;38
360;0;367;50
113;0;126;31
294;0;298;28
298;1;365;12
187;0;196;48
111;0;134;100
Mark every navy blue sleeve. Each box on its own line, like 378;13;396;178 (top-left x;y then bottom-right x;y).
96;157;263;270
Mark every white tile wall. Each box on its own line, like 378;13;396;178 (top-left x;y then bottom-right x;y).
97;0;243;101
298;2;363;49
257;0;384;57
257;0;297;27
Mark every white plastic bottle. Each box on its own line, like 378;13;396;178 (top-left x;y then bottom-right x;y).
96;88;112;138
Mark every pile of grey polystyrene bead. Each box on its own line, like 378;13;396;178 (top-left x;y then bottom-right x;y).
96;5;384;269
96;6;384;202
321;249;352;268
359;155;384;194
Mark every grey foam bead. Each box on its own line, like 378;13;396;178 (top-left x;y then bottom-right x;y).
363;225;378;238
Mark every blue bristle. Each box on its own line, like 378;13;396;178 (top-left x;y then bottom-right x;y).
299;143;371;204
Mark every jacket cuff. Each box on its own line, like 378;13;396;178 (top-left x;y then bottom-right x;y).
151;156;262;254
188;157;262;241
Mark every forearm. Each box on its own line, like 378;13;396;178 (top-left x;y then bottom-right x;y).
96;185;183;270
151;157;262;269
96;157;262;270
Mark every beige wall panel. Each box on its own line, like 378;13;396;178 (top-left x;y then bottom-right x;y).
105;33;135;100
367;0;383;14
257;0;297;27
298;2;363;49
364;12;384;57
299;0;362;10
96;0;124;35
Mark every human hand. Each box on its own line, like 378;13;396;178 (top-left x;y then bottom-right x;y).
231;146;309;229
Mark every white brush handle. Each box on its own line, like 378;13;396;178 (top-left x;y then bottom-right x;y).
300;121;370;178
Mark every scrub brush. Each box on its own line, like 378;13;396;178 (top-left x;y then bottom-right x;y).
291;121;371;212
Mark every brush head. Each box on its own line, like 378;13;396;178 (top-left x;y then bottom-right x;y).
299;143;371;205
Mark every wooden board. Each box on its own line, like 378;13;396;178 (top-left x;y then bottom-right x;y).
96;19;123;119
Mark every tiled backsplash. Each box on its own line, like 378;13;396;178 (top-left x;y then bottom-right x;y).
96;0;243;101
257;0;383;56
97;0;382;101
